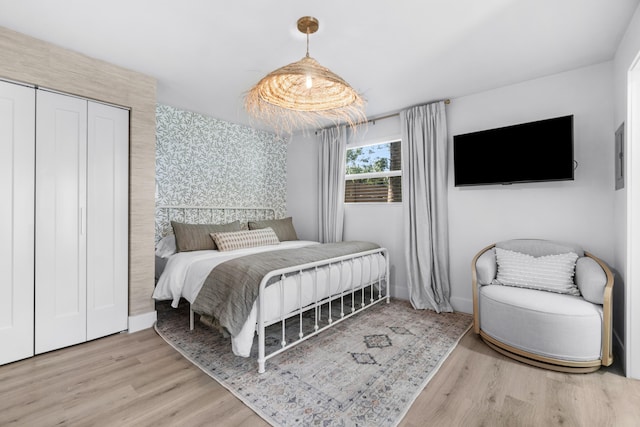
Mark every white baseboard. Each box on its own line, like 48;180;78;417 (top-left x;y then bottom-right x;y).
391;284;410;301
450;296;473;314
128;310;157;333
390;288;471;313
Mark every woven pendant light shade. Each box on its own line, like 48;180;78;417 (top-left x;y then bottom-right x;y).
245;17;366;133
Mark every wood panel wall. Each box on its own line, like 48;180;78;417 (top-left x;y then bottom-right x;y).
0;26;157;318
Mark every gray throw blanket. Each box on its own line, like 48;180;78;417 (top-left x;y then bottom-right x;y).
192;241;380;336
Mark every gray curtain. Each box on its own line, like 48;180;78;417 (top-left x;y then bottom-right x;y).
318;126;346;243
401;101;452;312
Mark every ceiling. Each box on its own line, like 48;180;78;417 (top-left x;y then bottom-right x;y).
0;0;638;131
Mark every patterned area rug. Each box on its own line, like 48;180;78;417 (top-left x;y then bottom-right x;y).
155;298;471;426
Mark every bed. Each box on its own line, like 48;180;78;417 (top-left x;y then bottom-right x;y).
153;206;389;373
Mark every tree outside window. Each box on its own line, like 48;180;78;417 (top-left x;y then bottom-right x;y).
345;140;401;203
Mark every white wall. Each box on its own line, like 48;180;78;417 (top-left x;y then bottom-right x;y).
612;3;640;377
343;116;408;300
448;62;615;313
288;62;616;308
342;203;407;299
286;132;319;242
287;118;409;299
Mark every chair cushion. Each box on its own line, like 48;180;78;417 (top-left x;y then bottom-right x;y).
479;285;602;362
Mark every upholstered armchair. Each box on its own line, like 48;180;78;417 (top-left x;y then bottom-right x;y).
472;239;613;373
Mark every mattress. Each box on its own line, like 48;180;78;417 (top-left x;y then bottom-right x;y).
153;240;387;357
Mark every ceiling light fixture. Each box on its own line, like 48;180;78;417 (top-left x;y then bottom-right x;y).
245;16;366;133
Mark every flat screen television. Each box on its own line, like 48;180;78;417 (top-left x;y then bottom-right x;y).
453;115;574;186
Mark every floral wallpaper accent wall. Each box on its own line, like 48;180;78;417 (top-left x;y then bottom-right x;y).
155;104;287;239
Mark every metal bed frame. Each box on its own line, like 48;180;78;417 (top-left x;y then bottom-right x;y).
255;247;389;373
155;205;390;373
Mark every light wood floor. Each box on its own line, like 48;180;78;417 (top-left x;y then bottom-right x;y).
1;328;639;427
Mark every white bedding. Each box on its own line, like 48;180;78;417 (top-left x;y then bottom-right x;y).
153;240;387;357
153;240;318;307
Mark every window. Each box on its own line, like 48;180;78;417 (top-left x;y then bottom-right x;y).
345;140;401;203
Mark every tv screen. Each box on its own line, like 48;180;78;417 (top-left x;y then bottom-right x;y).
453;115;574;186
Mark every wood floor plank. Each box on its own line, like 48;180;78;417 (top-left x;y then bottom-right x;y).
1;327;639;427
397;332;640;427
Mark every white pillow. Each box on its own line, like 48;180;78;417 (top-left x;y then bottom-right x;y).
494;247;580;295
155;235;177;258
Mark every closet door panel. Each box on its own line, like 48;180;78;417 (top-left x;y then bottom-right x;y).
87;102;129;340
0;81;35;365
35;91;87;354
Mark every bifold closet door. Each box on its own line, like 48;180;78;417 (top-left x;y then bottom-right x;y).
35;90;88;354
0;81;35;365
86;102;128;340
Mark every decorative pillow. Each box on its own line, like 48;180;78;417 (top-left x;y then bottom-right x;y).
248;217;298;241
494;247;580;295
475;248;497;285
155;235;177;258
575;256;607;304
497;239;584;258
210;228;280;252
171;220;244;252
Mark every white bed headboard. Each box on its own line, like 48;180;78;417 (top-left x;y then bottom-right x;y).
155;205;276;242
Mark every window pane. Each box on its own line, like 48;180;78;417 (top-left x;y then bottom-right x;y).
345;176;402;203
346;141;401;175
345;140;401;203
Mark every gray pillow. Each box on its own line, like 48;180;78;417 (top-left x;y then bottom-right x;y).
575;257;607;304
475;248;497;285
496;239;585;258
171;220;244;252
248;217;298;241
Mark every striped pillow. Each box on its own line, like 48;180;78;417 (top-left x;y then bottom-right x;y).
210;228;280;252
494;248;580;295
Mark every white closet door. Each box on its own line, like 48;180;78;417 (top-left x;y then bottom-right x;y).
0;81;35;365
86;102;129;340
35;90;87;354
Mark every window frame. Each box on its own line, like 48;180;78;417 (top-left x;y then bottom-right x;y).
344;138;402;204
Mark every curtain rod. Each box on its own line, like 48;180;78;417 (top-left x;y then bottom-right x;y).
368;99;451;124
314;98;451;134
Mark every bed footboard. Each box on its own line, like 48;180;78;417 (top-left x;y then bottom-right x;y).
256;247;389;373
